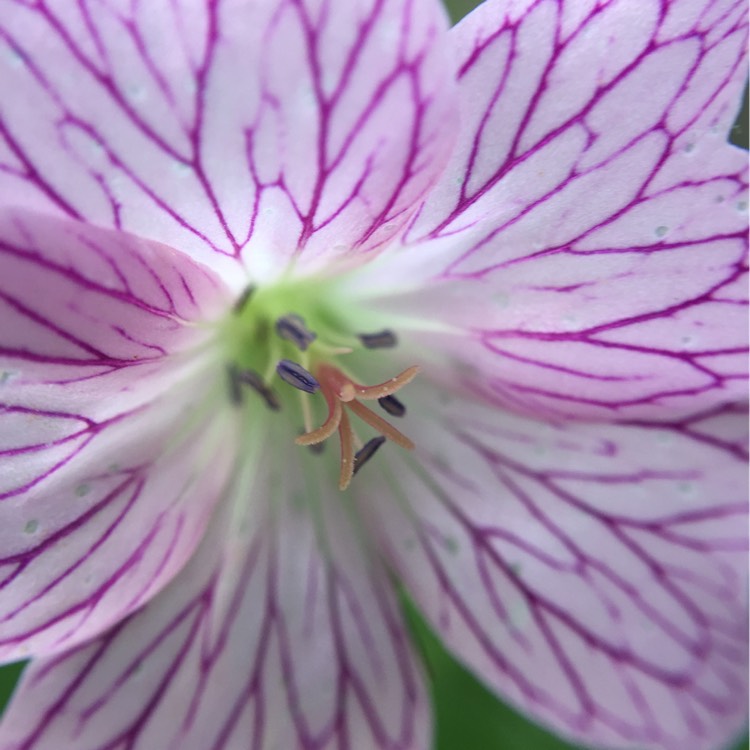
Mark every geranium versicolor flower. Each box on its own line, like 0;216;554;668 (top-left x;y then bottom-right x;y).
0;0;747;748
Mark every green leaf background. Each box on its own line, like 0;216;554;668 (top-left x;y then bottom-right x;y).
0;2;746;749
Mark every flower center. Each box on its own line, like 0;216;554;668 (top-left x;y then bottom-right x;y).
217;279;419;490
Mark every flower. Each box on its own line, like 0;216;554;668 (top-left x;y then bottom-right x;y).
0;0;747;749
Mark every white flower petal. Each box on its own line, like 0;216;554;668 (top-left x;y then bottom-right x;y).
0;461;430;750
362;387;748;750
0;209;235;658
0;0;457;278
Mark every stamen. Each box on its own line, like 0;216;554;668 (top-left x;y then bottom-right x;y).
299;389;313;433
277;359;320;394
346;399;415;451
378;394;405;418
235;368;281;411
358;329;397;349
294;360;418;488
353;437;386;476
275;314;317;351
233;285;256;313
338;409;355;490
227;364;243;406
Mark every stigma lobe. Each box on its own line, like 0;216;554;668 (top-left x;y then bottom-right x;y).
322;364;420;402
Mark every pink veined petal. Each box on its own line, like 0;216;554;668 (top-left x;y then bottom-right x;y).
362;0;749;421
0;209;237;660
0;0;457;278
361;386;748;750
0;459;430;750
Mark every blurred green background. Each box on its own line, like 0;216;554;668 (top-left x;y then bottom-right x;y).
0;2;746;750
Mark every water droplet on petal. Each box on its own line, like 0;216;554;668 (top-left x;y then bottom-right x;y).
0;370;19;386
444;537;459;554
655;431;673;446
171;160;191;177
493;292;510;308
126;83;147;103
509;598;531;630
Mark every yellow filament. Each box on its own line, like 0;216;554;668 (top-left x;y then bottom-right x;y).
299;390;313;433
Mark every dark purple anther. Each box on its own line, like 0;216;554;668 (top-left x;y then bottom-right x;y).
353;436;386;475
277;359;320;394
358;329;397;349
378;394;405;417
229;365;281;411
237;369;281;411
275;314;317;351
227;364;243;406
233;285;256;313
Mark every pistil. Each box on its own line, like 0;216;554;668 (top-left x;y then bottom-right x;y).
296;363;419;490
318;363;420;402
337;409;355;490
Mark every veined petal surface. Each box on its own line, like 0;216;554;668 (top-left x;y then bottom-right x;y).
0;457;429;750
0;210;235;659
364;386;748;750
0;0;457;278
370;0;748;420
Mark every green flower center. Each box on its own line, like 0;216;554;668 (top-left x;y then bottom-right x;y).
215;277;419;489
